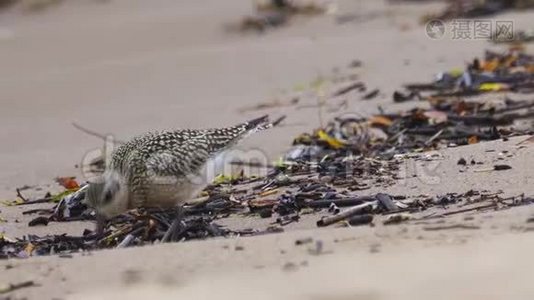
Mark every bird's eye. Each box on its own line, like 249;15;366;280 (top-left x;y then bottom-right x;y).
103;190;113;204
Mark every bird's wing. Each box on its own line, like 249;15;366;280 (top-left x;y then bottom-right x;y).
131;115;272;180
111;129;209;174
139;132;211;178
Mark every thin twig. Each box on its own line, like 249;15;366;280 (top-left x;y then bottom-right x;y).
424;128;444;146
271;115;287;127
22;208;54;215
15;198;53;206
422;203;497;219
423;224;481;231
72;122;125;144
15;188;28;202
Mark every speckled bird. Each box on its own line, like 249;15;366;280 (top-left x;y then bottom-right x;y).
85;115;272;221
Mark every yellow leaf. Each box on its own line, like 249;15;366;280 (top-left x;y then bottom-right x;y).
1;198;25;206
213;174;231;185
212;174;243;185
479;83;509;92
52;189;77;203
449;68;464;77
317;130;345;149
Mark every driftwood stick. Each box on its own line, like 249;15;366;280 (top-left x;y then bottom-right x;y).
306;196;375;209
317;201;376;227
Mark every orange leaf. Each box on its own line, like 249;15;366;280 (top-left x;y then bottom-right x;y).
369;115;393;127
468;136;479;144
56;177;79;189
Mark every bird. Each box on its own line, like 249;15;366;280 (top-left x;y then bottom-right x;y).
84;115;272;233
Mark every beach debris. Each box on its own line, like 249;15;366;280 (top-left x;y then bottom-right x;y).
376;193;399;212
295;237;313;245
0;0;64;12
403;48;534;98
332;81;365;97
383;213;412;225
282;262;299;272
231;0;329;33
362;88;380;100
493;164;513;170
55;176;80;190
7;185;526;257
347;214;373;226
0;280;37;294
421;0;534;23
317;201;375;227
238;97;299;113
423;224;481;231
474;164;513;172
308;240;328;255
393;90;420;103
4;47;534;259
28;216;49;227
52;184;89;221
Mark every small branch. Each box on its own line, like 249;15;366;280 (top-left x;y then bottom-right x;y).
22;208;54;215
15;188;28;202
271;115;287;127
15;198;53;206
422;202;497;219
424;128;444;146
72;122;125;144
423;224;481;231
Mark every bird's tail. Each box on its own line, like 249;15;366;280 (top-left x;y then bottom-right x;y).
244;114;285;132
244;115;270;132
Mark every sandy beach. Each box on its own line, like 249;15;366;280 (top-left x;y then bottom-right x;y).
1;0;534;299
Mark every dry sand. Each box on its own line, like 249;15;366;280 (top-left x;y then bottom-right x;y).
1;0;534;299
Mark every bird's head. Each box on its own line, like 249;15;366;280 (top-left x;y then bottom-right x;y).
84;171;129;217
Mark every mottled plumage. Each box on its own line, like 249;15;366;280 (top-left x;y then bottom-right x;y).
85;115;271;218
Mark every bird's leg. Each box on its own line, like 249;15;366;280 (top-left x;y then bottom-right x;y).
95;213;107;238
162;206;184;243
